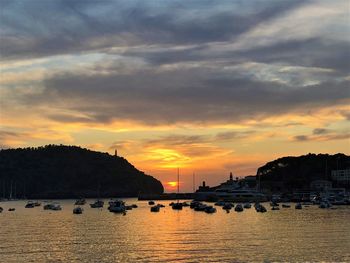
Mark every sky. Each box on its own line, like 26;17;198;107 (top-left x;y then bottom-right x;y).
0;0;349;192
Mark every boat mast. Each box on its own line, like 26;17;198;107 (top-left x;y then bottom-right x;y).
192;172;195;193
177;168;180;194
9;180;13;200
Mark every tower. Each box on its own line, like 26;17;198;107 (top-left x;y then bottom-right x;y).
115;149;118;157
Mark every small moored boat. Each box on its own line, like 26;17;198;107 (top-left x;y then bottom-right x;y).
25;201;35;208
243;203;252;209
205;206;216;213
172;202;183;210
108;200;126;213
73;207;83;214
75;199;86;205
90;200;104;208
234;204;244;212
150;205;160;212
295;203;302;209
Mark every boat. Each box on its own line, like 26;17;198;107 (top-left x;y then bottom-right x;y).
75;199;86;205
33;201;41;207
43;203;62;210
51;204;62;210
44;203;53;210
295;203;302;209
108;200;126;213
243;203;251;209
215;201;226;206
125;205;133;210
204;206;216;213
148;201;155;205
195;173;267;202
0;207;3;213
8;208;15;211
271;206;280;210
282;204;291;208
73;207;83;214
172;202;183;210
223;203;233;210
90;200;104;208
157;204;165;208
270;202;279;207
319;200;332;209
172;168;183;210
150;205;160;212
255;203;267;213
234;204;244;212
25;201;35;208
182;202;190;207
190;201;201;209
194;203;207;211
131;204;138;208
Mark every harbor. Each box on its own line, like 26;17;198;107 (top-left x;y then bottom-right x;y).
0;198;349;262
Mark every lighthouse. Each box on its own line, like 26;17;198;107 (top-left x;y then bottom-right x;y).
115;149;118;157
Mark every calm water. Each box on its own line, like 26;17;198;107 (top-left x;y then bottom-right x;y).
0;199;349;263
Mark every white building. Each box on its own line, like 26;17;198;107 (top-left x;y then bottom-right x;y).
331;169;350;183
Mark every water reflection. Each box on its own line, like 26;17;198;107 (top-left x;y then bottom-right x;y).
0;199;349;262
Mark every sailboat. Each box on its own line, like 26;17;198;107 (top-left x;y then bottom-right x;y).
172;168;183;210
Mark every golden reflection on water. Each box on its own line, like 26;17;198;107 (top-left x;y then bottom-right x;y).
0;199;349;262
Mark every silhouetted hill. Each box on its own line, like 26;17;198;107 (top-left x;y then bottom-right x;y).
257;153;350;192
0;145;164;198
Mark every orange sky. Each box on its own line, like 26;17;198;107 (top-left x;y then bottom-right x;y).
1;0;349;192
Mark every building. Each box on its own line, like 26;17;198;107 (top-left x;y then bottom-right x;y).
331;169;350;183
310;180;332;191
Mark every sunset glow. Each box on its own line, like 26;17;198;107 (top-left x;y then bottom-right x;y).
1;0;349;192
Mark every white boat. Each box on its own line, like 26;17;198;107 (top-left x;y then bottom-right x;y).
195;174;266;202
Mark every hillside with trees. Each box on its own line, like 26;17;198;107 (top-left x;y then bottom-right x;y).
257;153;350;192
0;145;164;198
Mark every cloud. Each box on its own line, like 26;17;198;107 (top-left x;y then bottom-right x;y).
25;66;348;126
0;0;307;61
313;128;330;135
293;130;350;142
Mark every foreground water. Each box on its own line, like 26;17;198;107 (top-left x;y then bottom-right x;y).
0;199;349;263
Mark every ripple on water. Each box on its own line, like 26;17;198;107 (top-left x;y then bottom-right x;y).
0;200;350;262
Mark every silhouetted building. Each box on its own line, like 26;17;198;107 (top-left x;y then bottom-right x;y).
197;181;210;192
310;180;332;191
331;169;350;183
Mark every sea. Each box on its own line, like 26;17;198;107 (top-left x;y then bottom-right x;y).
0;199;349;263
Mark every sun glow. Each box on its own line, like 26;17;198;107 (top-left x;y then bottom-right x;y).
147;148;191;168
167;181;178;187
